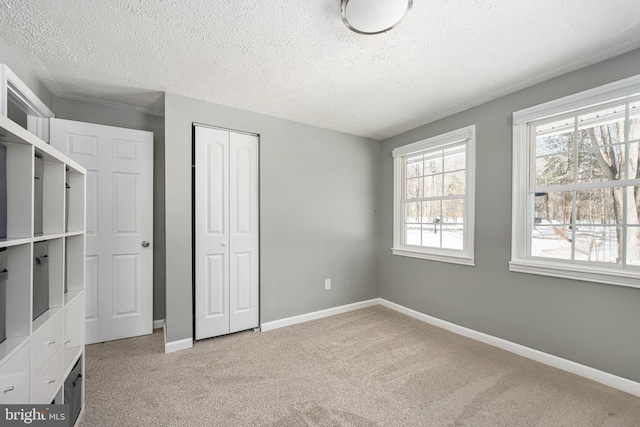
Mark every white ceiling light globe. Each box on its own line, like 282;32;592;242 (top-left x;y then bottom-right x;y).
341;0;413;35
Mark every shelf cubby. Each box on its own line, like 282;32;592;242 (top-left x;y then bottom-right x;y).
0;243;31;359
4;142;33;241
41;158;65;236
47;238;64;311
64;235;85;296
66;169;85;234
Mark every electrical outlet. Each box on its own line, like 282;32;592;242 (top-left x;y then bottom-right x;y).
325;279;331;290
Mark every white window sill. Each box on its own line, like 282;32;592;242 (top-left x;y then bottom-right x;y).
392;248;475;266
509;259;640;289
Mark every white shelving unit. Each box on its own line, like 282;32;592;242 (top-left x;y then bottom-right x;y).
0;112;86;421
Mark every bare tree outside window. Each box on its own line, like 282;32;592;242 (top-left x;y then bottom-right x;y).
403;144;466;250
533;101;640;265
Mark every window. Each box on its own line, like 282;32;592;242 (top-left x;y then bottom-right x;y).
511;75;640;288
392;125;475;265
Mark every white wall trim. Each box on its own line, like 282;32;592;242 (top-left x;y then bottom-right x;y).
512;73;640;123
164;338;193;354
379;299;640;397
166;297;640;397
153;319;165;330
260;299;380;332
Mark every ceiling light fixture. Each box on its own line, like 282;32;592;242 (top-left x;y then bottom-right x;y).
341;0;413;35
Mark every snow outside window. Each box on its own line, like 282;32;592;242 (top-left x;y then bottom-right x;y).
511;75;640;288
392;125;475;265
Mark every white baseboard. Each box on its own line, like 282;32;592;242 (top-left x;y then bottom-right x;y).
153;319;164;330
260;299;380;332
379;299;640;398
164;337;193;354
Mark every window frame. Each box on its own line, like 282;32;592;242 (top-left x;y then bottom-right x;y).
511;74;640;289
392;125;476;266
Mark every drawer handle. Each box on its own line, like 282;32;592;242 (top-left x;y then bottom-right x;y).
3;386;14;393
45;379;56;384
46;340;56;345
64;339;71;344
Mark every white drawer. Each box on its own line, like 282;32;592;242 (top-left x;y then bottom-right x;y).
0;343;30;404
31;312;64;378
30;348;63;404
64;296;83;350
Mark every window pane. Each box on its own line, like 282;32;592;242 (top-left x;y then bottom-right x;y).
534;191;573;225
575;188;617;225
442;199;464;224
406;200;421;245
578;105;626;145
531;226;572;260
443;198;464;251
444;171;465;196
405;223;421;246
630;101;640;144
421;224;440;248
627;226;640;266
421;200;441;224
625;142;639;180
441;223;464;250
405;202;420;223
535;152;575;187
406;154;423;179
424;174;443;198
444;145;465;172
576;148;611;183
422;201;441;248
424;150;442;175
406;178;422;199
535;118;574;156
574;226;620;264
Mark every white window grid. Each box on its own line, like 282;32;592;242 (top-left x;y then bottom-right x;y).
511;74;640;288
392;125;475;266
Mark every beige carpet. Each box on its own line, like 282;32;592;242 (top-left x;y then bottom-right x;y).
80;306;640;426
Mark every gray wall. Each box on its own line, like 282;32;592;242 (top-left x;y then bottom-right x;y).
165;93;380;343
53;97;166;322
379;48;640;382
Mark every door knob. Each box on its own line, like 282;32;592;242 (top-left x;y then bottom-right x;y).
221;242;227;247
142;241;150;248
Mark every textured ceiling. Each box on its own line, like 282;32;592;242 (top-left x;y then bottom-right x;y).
1;1;640;140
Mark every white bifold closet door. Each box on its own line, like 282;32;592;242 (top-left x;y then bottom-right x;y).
195;125;259;340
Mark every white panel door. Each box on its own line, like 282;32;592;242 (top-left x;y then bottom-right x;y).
195;127;230;339
50;118;153;344
228;132;259;333
195;126;259;340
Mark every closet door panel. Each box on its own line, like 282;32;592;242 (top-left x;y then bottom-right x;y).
229;132;259;333
195;127;230;340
